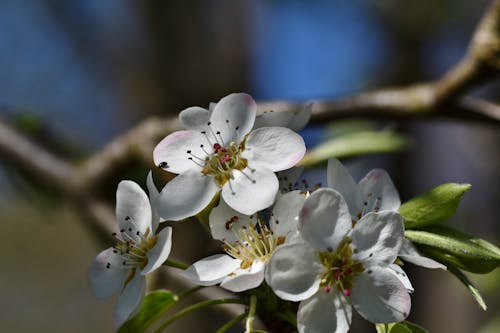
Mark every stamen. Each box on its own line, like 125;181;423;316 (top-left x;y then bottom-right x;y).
158;162;169;169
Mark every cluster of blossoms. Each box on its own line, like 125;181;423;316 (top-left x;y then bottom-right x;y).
88;93;443;332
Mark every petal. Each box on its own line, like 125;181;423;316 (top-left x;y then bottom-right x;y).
350;266;411;323
153;130;206;174
288;103;312;131
327;158;363;217
277;166;304;194
351;211;404;266
388;264;414;293
209;199;253;242
254;110;295;129
220;260;266;292
157;170;219;221
299;188;352;251
358;169;400;213
116;181;152;240
297;291;352;333
399;238;447;269
142;227;173;275
210;93;256;144
265;242;322;302
179;106;211;130
88;248;128;299
114;272;146;328
183;254;242;286
270;190;307;238
242;127;306;172
146;171;161;232
221;167;278;215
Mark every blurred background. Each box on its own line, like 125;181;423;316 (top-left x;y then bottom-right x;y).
0;0;498;332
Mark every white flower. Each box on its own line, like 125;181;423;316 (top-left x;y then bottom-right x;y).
327;158;445;270
153;93;306;219
183;190;307;292
265;188;411;333
87;175;173;328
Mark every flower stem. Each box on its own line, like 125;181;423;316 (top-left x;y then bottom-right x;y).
163;259;189;270
215;312;248;333
154;298;247;333
245;295;258;333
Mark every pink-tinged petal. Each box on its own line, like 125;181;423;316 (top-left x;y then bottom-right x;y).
183;254;242;286
142;227;172;275
210;93;256;144
298;291;352;333
265;242;322;302
153;130;206;174
146;171;161;232
221;167;278;215
388;264;414;293
358;169;400;213
114;271;146;328
179;106;211;130
88;248;128;299
157;170;218;221
399;238;446;269
242;127;306;172
116;181;152;241
350;266;411;323
209;199;253;242
270;190;307;238
220;260;266;292
327;158;363;217
351;211;404;266
299;188;352;251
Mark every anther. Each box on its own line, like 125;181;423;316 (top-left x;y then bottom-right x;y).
343;289;351;297
158;161;169;169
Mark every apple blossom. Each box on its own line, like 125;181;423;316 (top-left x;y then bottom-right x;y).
153;93;306;219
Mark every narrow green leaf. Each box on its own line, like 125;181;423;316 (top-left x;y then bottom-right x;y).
402;321;430;333
375;324;388;333
118;290;178;333
399;183;471;229
387;323;412;333
447;265;487;310
405;225;500;273
299;130;410;167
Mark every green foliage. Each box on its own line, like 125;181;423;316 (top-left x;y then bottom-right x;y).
376;321;429;333
299;130;410;167
118;290;178;333
447;265;487;310
399;183;471;229
405;225;500;274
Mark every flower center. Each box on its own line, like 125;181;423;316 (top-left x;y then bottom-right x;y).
223;219;285;269
110;225;157;271
200;142;249;186
318;238;364;296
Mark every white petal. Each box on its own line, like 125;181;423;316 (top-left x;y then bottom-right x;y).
146;171;161;232
388;264;414;293
298;291;352;333
210;93;256;144
114;271;146;328
221;167;278;215
220;260;266;292
277;166;304;194
153;130;206;174
183;254;242;286
142;227;172;275
299;188;352;251
209;199;253;242
399;238;446;269
254;110;295;129
288;103;312;131
270;190;307;238
88;248;128;299
158;170;219;221
327;158;363;217
116;181;152;240
358;169;400;213
265;242;322;302
350;266;411;323
179;106;211;130
351;211;404;266
242;127;306;172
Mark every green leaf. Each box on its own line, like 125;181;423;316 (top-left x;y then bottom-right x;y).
447;265;487;310
388;323;412;333
399;183;471;229
405;225;500;273
376;322;429;333
118;290;178;333
401;321;430;333
299;130;410;167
